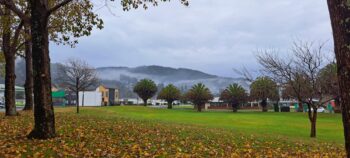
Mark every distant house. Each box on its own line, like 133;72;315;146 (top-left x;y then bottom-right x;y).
96;85;109;106
0;84;25;104
79;91;102;106
76;85;120;106
107;88;119;105
95;85;120;106
51;85;59;92
52;91;66;106
65;90;77;106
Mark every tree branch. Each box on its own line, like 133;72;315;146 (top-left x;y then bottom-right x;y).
12;20;24;50
48;0;74;15
15;41;25;52
0;6;4;16
0;0;30;23
16;52;25;58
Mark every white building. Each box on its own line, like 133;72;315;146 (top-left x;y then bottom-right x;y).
78;91;102;106
0;84;25;104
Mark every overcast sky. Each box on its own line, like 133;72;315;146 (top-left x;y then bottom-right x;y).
50;0;333;78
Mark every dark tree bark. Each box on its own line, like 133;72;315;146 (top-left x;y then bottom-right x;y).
306;103;317;138
167;101;173;109
3;43;16;116
298;102;303;112
143;98;147;106
334;97;341;113
231;100;238;112
27;0;56;139
197;103;202;112
2;8;17;116
327;0;350;156
232;104;238;112
261;99;268;112
23;24;34;111
310;109;317;138
76;77;79;114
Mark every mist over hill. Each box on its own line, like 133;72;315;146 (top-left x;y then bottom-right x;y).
11;61;248;98
95;65;248;97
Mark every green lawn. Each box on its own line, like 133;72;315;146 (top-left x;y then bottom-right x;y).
80;106;344;144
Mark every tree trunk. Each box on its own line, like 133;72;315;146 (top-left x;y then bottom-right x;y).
2;8;17;116
27;0;55;139
310;118;316;138
306;103;317;138
327;0;350;156
143;99;148;106
76;90;79;114
76;78;79;114
4;48;16;116
310;110;317;138
334;96;341;113
23;24;34;111
232;103;238;112
167;101;173;109
261;99;268;112
197;103;202;112
298;102;303;112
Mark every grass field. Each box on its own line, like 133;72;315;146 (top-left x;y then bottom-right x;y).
82;106;344;143
0;106;346;157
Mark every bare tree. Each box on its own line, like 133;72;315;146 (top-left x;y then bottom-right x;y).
233;67;255;83
256;40;335;138
56;59;99;114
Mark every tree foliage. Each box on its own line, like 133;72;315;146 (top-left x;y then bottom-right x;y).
120;0;189;10
250;76;278;102
250;76;278;112
186;83;213;112
133;79;157;106
318;62;338;98
157;84;181;109
49;0;104;47
220;83;247;112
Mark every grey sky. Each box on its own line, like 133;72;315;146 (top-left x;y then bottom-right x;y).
50;0;333;78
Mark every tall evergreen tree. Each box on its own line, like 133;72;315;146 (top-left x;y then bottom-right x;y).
133;79;158;106
220;83;247;112
158;84;181;109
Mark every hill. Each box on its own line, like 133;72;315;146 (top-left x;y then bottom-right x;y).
11;61;247;97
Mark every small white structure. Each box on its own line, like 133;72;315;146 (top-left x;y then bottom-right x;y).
151;99;168;106
210;97;223;103
0;84;25;104
79;91;102;106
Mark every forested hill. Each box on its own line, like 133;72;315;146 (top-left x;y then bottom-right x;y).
10;62;247;97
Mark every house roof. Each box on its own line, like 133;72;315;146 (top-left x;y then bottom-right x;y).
52;91;65;98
